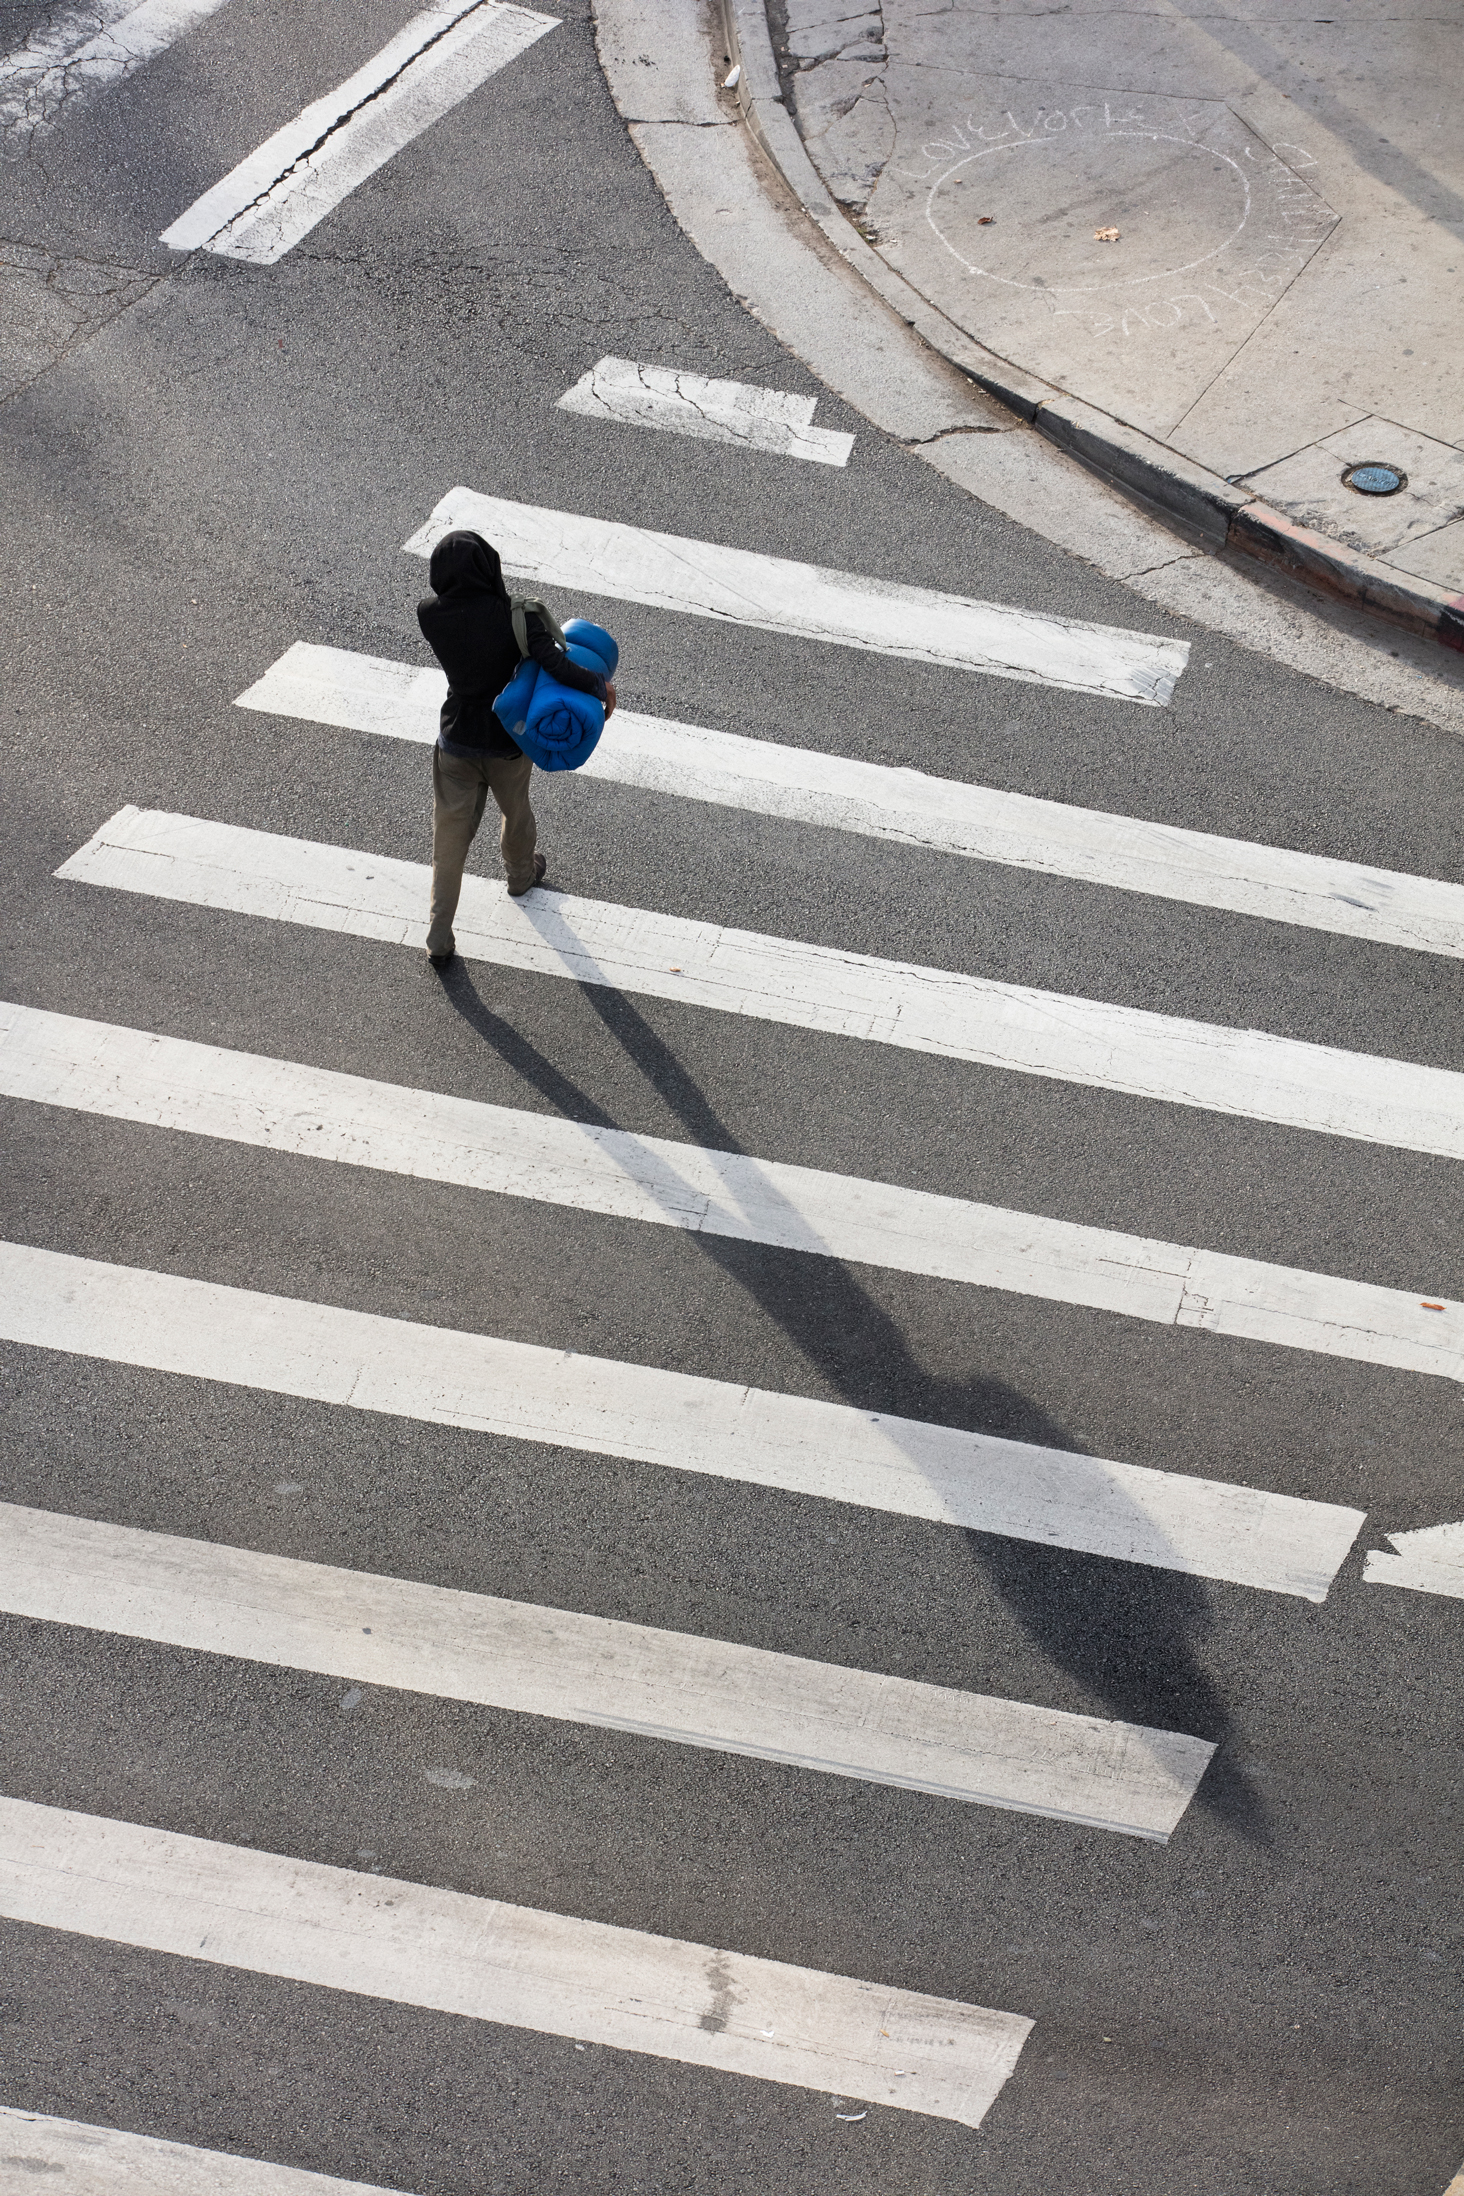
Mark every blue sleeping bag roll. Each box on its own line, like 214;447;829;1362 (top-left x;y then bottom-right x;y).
495;618;619;774
562;620;619;676
492;657;540;750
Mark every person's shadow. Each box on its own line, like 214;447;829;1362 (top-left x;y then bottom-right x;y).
437;956;1270;1843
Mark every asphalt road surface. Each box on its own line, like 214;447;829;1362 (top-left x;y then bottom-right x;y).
1;3;1461;2192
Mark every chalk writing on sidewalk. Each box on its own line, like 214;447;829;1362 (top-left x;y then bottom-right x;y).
870;86;1336;384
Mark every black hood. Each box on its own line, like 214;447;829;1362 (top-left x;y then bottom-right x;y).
417;528;522;757
427;529;506;601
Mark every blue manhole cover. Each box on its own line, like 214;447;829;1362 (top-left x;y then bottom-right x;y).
1343;462;1407;496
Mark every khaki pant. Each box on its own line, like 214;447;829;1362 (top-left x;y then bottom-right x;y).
427;745;537;956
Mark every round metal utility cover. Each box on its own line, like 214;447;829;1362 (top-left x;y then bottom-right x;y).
1343;462;1407;495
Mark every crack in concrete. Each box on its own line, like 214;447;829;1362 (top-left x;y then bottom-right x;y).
904;422;1004;443
770;0;897;212
1122;548;1205;578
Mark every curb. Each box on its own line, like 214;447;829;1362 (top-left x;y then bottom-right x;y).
720;0;1464;654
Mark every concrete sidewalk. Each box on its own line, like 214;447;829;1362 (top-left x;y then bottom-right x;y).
750;0;1463;636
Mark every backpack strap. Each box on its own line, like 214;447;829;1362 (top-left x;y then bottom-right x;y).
510;595;566;662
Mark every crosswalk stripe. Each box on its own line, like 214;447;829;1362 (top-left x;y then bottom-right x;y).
0;1797;1033;2124
236;641;1464;960
1362;1521;1464;1601
159;1;556;264
4;999;1457;1402
557;356;856;465
0;2108;407;2196
0;0;232;136
55;807;1464;1161
400;491;1190;705
0;1502;1215;1835
0;1243;1367;1599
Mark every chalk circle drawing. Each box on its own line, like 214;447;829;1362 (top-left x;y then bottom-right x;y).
928;131;1253;294
876;90;1337;414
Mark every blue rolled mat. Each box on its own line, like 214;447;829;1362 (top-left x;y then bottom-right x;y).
562;618;619;676
492;658;540;748
522;677;604;772
493;617;620;772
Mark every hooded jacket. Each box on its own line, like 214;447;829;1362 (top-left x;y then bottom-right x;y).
417;530;607;760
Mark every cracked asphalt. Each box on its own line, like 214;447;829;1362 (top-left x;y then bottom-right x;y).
1;1;1462;2192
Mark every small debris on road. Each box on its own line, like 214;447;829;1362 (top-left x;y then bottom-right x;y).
723;64;741;88
1094;227;1121;242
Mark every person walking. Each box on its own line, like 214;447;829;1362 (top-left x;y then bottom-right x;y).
417;529;614;968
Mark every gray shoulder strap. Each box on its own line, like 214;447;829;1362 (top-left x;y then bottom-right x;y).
510;595;566;660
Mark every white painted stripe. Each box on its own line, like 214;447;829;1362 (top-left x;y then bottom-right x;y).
236;642;444;742
0;1503;1214;1835
0;1797;1032;2123
557;356;855;465
55;807;1464;1161
401;491;1190;705
159;2;556;264
0;1244;1368;1599
0;0;232;134
0;2108;406;2196
237;641;1464;960
4;998;1459;1403
1363;1521;1464;1601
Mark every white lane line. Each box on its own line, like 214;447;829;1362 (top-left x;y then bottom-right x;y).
237;641;1464;961
55;807;1464;1161
557;357;856;466
1363;1521;1464;1601
401;491;1190;706
3;999;1458;1405
0;0;232;137
0;2107;408;2196
159;1;556;264
0;1796;1032;2124
0;1244;1368;1600
0;1503;1214;1835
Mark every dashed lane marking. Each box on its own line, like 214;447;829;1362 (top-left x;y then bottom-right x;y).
0;1796;1033;2124
54;808;1464;1160
238;641;1464;959
0;1242;1368;1599
0;1501;1215;1834
402;491;1191;704
160;0;556;264
557;357;855;464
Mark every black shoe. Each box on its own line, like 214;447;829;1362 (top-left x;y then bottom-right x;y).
428;949;454;970
507;853;548;900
